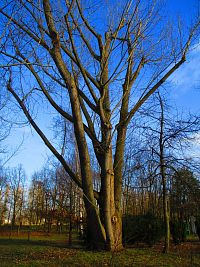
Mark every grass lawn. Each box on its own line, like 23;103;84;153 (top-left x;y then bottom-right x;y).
0;233;199;266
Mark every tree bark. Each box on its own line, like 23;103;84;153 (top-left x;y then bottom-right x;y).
159;93;170;253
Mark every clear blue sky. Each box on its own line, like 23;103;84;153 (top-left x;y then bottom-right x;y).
3;0;200;179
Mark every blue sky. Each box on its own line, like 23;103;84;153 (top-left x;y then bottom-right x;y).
3;118;52;178
169;44;200;112
166;0;198;14
2;0;200;179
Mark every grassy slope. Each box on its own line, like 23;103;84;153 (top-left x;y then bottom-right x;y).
0;234;199;267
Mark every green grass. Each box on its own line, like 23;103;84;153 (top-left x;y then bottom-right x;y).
0;234;199;267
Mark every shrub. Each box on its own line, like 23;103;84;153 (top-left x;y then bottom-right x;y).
123;213;164;246
170;220;188;245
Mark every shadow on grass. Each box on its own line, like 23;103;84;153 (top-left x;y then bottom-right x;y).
0;237;78;249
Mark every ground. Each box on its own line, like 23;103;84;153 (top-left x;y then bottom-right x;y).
0;230;199;266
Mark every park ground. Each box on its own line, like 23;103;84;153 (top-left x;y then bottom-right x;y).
0;230;199;267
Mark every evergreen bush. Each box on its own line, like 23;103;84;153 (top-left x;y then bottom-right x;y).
123;213;164;246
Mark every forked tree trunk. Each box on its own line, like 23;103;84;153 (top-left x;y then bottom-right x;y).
68;82;107;249
81;137;124;251
100;146;123;251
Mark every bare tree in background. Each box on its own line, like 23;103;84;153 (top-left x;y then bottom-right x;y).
0;0;199;250
5;166;26;227
0;171;9;224
132;92;200;252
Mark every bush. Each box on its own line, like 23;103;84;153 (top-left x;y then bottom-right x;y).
170;220;188;245
123;213;164;246
193;216;200;240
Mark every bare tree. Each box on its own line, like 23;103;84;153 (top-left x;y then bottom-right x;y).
0;0;199;250
5;165;26;227
0;170;9;224
137;92;200;252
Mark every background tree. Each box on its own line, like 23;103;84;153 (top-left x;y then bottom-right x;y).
171;168;200;222
0;171;9;224
6;166;26;227
122;92;200;250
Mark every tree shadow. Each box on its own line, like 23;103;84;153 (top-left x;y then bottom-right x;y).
0;238;69;248
0;237;86;250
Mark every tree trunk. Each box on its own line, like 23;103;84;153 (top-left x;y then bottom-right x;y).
69;82;106;249
159;93;170;253
161;161;170;253
100;146;123;251
12;198;16;227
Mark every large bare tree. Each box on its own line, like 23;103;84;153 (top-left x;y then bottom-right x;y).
0;0;199;250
